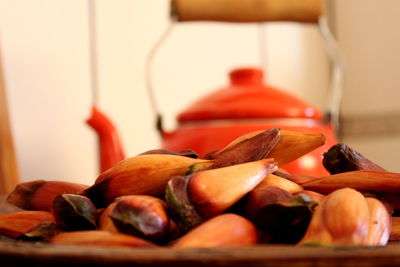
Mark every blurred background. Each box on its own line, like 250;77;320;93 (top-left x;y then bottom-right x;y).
0;0;400;185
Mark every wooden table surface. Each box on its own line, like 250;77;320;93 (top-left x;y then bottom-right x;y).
1;239;400;267
1;196;400;267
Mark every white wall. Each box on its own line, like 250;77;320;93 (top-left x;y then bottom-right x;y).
0;0;329;185
334;0;400;171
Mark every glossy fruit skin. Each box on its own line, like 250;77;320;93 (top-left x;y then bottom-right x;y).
172;213;258;248
162;67;337;177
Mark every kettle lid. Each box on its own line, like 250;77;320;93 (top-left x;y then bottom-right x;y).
178;67;322;122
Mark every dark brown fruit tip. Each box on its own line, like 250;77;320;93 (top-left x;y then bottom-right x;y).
323;143;386;174
52;194;97;231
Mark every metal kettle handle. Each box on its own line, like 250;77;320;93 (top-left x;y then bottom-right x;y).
147;0;343;137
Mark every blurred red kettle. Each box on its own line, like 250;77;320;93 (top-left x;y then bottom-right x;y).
161;67;338;177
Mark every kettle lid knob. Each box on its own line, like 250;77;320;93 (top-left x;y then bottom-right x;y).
230;68;264;85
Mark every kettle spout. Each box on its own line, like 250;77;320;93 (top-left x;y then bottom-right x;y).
86;106;125;172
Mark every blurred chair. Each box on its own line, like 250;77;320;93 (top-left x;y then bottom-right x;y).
0;48;19;194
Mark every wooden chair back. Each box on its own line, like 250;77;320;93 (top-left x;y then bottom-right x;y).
0;48;19;194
